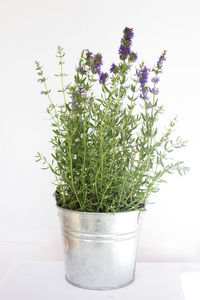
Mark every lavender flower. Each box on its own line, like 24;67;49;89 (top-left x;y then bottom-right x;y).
85;50;94;66
72;100;76;108
150;87;159;95
99;72;109;84
137;66;150;102
85;50;104;75
110;63;119;74
119;27;134;60
71;93;76;109
153;50;167;74
40;91;44;95
157;52;166;67
129;52;138;63
137;66;150;87
151;77;160;84
149;51;166;99
78;86;86;95
123;27;134;41
77;66;86;75
71;86;85;109
91;53;103;75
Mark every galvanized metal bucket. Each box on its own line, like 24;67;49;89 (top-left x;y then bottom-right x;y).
57;206;142;290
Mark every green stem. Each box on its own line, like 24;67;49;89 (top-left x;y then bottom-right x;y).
98;72;121;183
118;79;138;203
67;135;81;208
130;168;166;210
99;92;112;180
122;150;142;205
59;53;67;105
44;81;59;124
146;75;157;182
81;75;93;205
44;80;68;205
59;51;68;205
94;150;109;202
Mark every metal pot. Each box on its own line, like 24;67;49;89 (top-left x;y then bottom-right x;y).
57;206;142;290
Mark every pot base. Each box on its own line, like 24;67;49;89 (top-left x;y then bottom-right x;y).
65;274;135;290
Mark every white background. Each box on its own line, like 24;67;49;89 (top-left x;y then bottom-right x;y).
0;0;200;276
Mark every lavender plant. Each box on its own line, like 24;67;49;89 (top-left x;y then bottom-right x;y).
35;27;189;213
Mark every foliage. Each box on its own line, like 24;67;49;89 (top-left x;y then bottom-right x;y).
35;28;189;212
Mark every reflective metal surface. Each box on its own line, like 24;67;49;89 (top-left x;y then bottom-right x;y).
57;206;142;290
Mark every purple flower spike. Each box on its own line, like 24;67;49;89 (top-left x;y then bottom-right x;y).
123;27;134;41
137;65;151;103
78;86;86;95
85;50;94;66
154;50;167;74
137;66;150;87
91;53;103;75
157;54;166;67
72;100;76;108
129;52;138;63
151;77;160;84
99;72;109;84
151;87;159;95
41;91;44;95
119;27;134;60
71;85;85;109
77;66;86;75
110;63;119;74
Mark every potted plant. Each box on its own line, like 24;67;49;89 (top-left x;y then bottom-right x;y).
35;27;188;290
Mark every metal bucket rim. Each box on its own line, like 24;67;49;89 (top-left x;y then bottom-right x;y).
56;204;140;216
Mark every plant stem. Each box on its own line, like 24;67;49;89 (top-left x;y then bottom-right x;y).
67;135;82;208
59;52;67;105
130;168;166;210
81;74;93;205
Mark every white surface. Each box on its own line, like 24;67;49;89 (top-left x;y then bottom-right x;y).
1;262;200;300
0;0;200;262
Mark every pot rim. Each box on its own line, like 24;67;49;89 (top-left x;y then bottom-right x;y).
56;204;141;216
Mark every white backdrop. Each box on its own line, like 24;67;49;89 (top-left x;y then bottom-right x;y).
0;0;200;275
